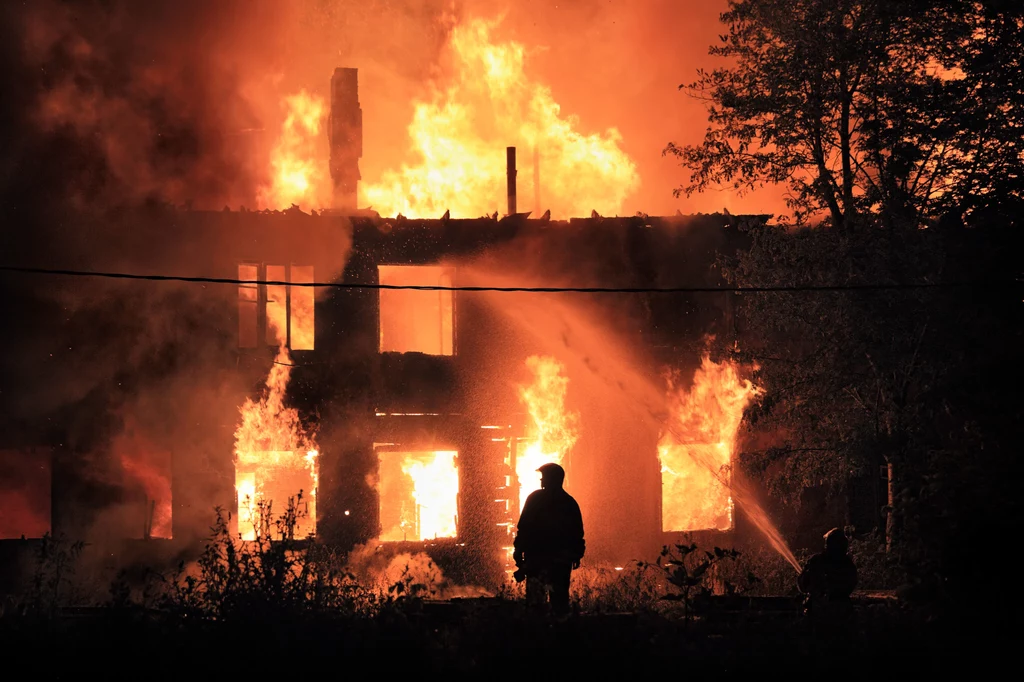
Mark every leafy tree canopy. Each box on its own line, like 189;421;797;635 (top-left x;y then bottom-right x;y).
666;0;1023;229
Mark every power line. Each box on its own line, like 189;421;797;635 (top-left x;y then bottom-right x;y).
0;264;1016;294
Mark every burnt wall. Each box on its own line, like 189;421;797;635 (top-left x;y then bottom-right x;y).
306;212;756;565
1;207;756;576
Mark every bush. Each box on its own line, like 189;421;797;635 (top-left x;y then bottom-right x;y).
570;561;662;613
162;499;387;620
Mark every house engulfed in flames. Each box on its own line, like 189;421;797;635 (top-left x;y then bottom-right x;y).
0;68;770;589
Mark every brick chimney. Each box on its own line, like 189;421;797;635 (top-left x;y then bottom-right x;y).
329;68;362;212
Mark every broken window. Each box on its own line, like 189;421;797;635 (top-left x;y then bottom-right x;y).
119;452;173;539
376;448;459;542
659;442;734;532
238;264;259;349
265;264;288;345
110;422;173;539
289;265;315;350
378;265;454;355
237;264;315;350
0;449;51;539
236;451;317;541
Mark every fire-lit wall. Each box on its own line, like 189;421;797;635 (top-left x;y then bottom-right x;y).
1;206;760;585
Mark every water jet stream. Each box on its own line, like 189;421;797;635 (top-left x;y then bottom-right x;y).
466;267;801;574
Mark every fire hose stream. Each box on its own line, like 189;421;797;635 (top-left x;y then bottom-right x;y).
467;266;802;574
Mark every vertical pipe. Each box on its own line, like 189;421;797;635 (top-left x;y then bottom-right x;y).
885;460;895;553
285;263;292;350
509;436;519;515
533;146;540;215
257;264;267;349
507;146;517;216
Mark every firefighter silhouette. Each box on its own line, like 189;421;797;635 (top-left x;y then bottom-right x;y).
798;527;858;611
513;463;585;614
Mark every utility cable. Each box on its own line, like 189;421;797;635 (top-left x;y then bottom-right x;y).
0;265;1017;294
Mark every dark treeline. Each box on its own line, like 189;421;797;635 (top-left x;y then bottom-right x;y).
667;0;1022;616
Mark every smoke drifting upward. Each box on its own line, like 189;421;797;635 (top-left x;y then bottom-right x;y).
0;1;356;540
456;261;795;566
7;0;284;214
0;0;460;224
1;0;783;227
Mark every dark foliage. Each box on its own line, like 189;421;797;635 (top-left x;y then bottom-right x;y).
667;0;1021;616
720;220;1019;610
666;0;1024;229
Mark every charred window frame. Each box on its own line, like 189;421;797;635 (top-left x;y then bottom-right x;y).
237;263;315;350
376;265;457;355
373;442;461;543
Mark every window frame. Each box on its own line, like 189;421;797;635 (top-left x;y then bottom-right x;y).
376;264;457;356
372;443;462;543
237;262;315;351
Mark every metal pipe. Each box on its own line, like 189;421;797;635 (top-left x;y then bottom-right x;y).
533;146;540;215
507;146;517;216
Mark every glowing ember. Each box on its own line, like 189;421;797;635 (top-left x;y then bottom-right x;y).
659;355;762;532
257;90;331;210
516;356;579;510
234;343;319;541
378;450;459;542
363;17;640;218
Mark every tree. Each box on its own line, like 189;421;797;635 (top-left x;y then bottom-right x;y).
674;2;1023;604
936;0;1024;228
722;223;943;542
721;220;1019;602
666;0;1023;229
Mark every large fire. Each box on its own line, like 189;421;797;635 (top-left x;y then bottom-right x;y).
659;355;762;532
234;344;319;541
516;355;579;510
255;17;638;217
363;17;640;218
257;90;331;211
378;450;460;542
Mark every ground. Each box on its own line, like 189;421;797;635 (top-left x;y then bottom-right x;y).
1;596;1008;676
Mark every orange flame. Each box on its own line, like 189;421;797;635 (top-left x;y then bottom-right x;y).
659;355;762;532
379;450;459;542
257;90;331;210
234;343;319;541
363;17;640;218
516;355;579;510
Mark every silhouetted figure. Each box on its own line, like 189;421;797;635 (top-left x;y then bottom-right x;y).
798;527;857;612
513;463;585;615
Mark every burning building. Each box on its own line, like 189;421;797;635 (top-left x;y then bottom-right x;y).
0;64;769;591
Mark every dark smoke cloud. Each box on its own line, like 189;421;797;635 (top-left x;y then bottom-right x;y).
0;0;287;424
2;0;287;221
0;1;349;540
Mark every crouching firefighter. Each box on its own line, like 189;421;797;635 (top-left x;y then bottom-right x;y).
513;463;585;615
